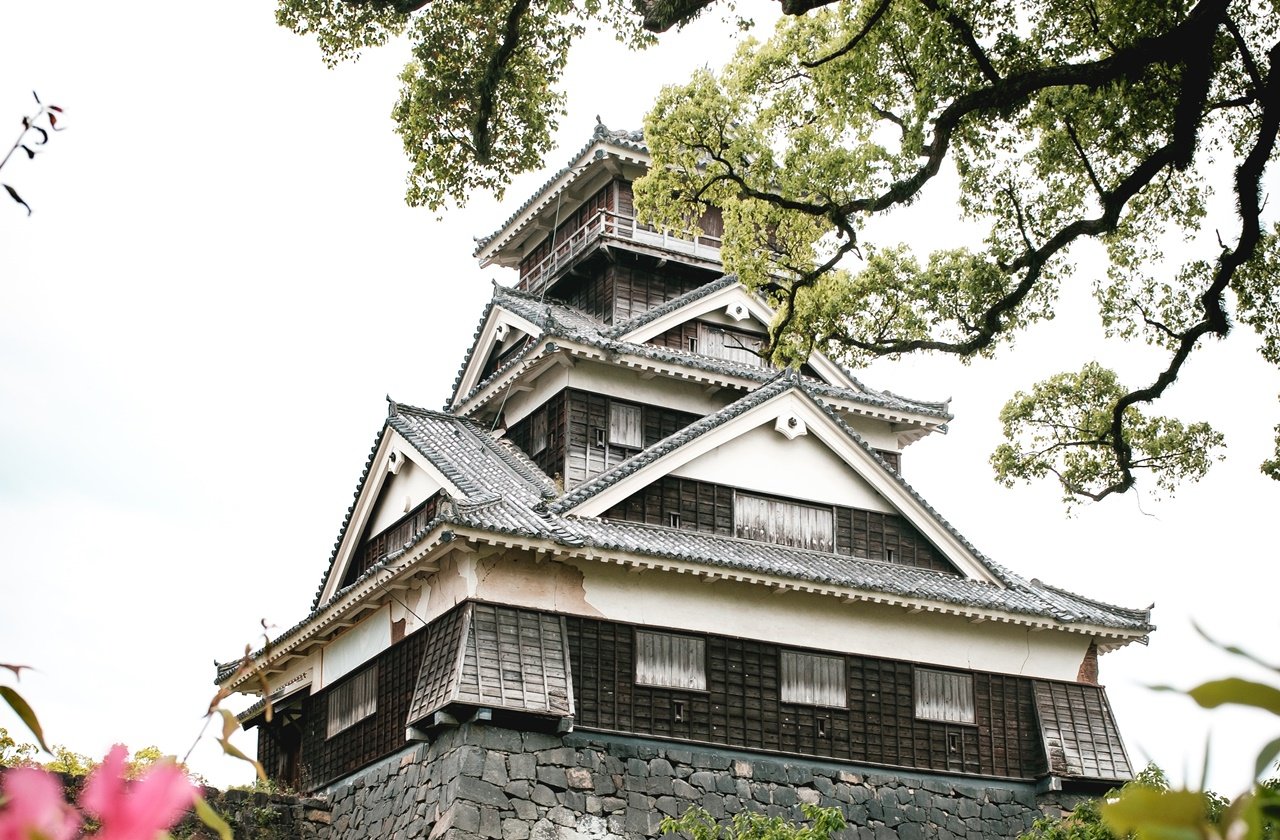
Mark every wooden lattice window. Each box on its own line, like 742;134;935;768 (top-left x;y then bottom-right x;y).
326;664;377;738
781;650;847;707
734;493;834;552
609;402;643;449
635;630;706;690
915;668;975;724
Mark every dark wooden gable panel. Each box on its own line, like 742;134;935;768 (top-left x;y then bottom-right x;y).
605;476;961;575
1032;680;1133;781
341;492;444;589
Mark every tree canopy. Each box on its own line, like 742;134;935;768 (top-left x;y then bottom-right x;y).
278;0;1280;508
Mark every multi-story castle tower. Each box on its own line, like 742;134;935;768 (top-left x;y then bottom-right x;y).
215;124;1150;840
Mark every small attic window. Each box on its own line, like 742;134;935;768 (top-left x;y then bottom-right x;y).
609;402;643;449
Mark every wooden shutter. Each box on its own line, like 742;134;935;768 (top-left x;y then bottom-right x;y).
781;650;847;707
734;493;834;552
635;630;706;690
609;402;643;449
914;668;975;724
698;324;767;368
326;664;378;738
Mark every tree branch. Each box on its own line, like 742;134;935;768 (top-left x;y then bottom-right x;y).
472;0;534;165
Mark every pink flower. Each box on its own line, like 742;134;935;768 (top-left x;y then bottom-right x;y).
0;767;82;840
80;745;197;840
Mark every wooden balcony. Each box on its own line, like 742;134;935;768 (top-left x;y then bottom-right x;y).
520;209;723;298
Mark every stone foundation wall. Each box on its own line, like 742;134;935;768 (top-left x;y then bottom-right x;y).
320;725;1068;840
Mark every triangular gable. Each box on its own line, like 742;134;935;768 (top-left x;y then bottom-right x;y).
615;280;864;393
559;380;1001;584
317;426;464;606
448;301;545;410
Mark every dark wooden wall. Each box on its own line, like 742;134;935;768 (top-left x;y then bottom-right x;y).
554;261;711;326
566;617;1045;780
507;391;569;481
294;626;432;790
604;476;959;574
509;389;700;488
340;494;443;589
264;603;1117;789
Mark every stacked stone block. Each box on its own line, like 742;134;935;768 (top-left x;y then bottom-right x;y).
321;725;1053;840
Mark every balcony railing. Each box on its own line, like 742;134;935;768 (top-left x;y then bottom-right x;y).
520;209;723;297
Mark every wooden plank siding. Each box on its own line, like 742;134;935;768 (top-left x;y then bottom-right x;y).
1032;680;1133;781
507;391;568;482
566;616;1047;780
340;493;444;589
605;476;960;575
270;604;1116;789
295;623;433;790
554;261;711;326
508;389;700;489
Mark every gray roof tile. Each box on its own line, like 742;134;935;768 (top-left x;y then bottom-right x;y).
450;283;951;421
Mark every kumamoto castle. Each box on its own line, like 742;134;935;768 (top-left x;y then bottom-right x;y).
214;125;1154;840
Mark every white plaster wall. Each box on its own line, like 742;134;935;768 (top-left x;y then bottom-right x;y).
671;423;895;512
366;462;440;534
838;415;902;451
303;551;1090;688
275;653;318;692
500;366;571;426
320;605;391;689
573;560;1088;680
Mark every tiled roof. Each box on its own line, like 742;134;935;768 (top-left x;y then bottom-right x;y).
220;379;1150;685
308;402;562;612
449;282;952;422
474;124;648;256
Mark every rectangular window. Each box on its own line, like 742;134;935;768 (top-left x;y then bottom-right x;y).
781;650;846;707
915;668;975;724
530;411;548;454
698;324;768;368
609;402;643;449
734;492;834;552
326;664;378;737
635;630;706;690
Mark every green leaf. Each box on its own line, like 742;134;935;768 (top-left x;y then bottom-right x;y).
215;708;267;782
0;686;50;753
1256;735;1280;780
1192;623;1280;675
1187;678;1280;716
1102;788;1208;840
194;794;234;840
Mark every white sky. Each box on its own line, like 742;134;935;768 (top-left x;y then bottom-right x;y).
1;0;1278;799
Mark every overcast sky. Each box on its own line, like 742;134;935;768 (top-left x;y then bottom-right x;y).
2;0;1278;797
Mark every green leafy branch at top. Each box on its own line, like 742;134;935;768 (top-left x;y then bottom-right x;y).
636;0;1280;508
